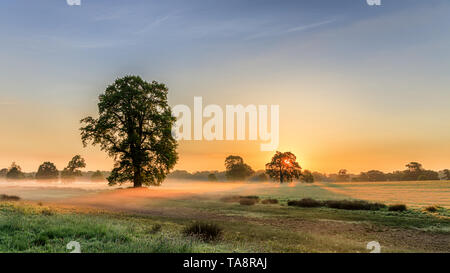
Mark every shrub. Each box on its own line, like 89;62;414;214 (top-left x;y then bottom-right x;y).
0;194;20;201
261;198;278;204
241;195;259;201
424;205;439;212
388;204;407;212
286;198;386;210
239;198;257;206
150;224;162;234
288;198;323;208
324;200;385;210
183;222;223;241
220;195;259;203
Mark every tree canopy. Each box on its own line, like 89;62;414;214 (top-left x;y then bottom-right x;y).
442;169;450;180
300;170;314;183
0;168;7;177
36;162;59;180
80;75;178;187
6;162;24;180
61;155;86;179
224;155;254;181
207;173;218;181
265;151;301;183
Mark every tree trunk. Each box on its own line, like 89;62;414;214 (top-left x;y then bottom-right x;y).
279;165;283;183
133;165;143;187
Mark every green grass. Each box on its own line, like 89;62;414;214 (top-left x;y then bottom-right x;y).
1;180;449;253
1;200;448;253
0;202;232;253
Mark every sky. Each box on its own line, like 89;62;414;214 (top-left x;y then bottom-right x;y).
1;0;450;174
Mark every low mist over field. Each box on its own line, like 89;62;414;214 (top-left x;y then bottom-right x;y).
1;178;448;209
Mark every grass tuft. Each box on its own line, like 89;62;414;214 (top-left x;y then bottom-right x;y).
221;195;260;205
150;224;162;234
324;200;386;211
261;198;279;204
388;204;407;212
287;198;386;210
424;205;439;212
288;198;323;208
183;222;223;242
41;208;54;216
239;198;258;206
0;194;20;201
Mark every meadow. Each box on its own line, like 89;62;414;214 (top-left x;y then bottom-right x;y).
0;179;449;253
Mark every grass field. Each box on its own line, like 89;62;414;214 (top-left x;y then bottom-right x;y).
0;180;449;253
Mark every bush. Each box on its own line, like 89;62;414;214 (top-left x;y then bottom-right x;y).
424;205;439;212
324;200;385;210
286;198;386;210
288;198;323;208
0;194;20;201
150;224;162;234
388;204;407;212
220;195;259;203
183;222;223;241
239;198;258;206
241;195;259;200
261;198;278;204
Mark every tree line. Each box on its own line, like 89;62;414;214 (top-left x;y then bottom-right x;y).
168;155;450;183
0;155;106;181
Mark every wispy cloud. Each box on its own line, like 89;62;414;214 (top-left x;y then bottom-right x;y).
134;15;173;34
245;19;336;40
284;19;336;33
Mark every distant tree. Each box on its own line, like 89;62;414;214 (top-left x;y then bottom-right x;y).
224;155;254;181
417;170;439;181
301;170;314;183
207;173;218;182
6;162;24;180
35;162;59;180
80;76;177;187
249;170;269;182
265;151;302;183
406;162;423;172
312;172;328;182
337;169;350;182
90;170;104;181
386;170;405;181
384;162;440;181
358;170;387;182
442;169;450;180
61;155;86;179
0;168;7;177
167;170;193;180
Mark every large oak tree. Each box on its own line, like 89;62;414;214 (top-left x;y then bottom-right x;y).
80;76;177;187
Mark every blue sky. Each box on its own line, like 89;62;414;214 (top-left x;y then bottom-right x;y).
1;0;450;172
